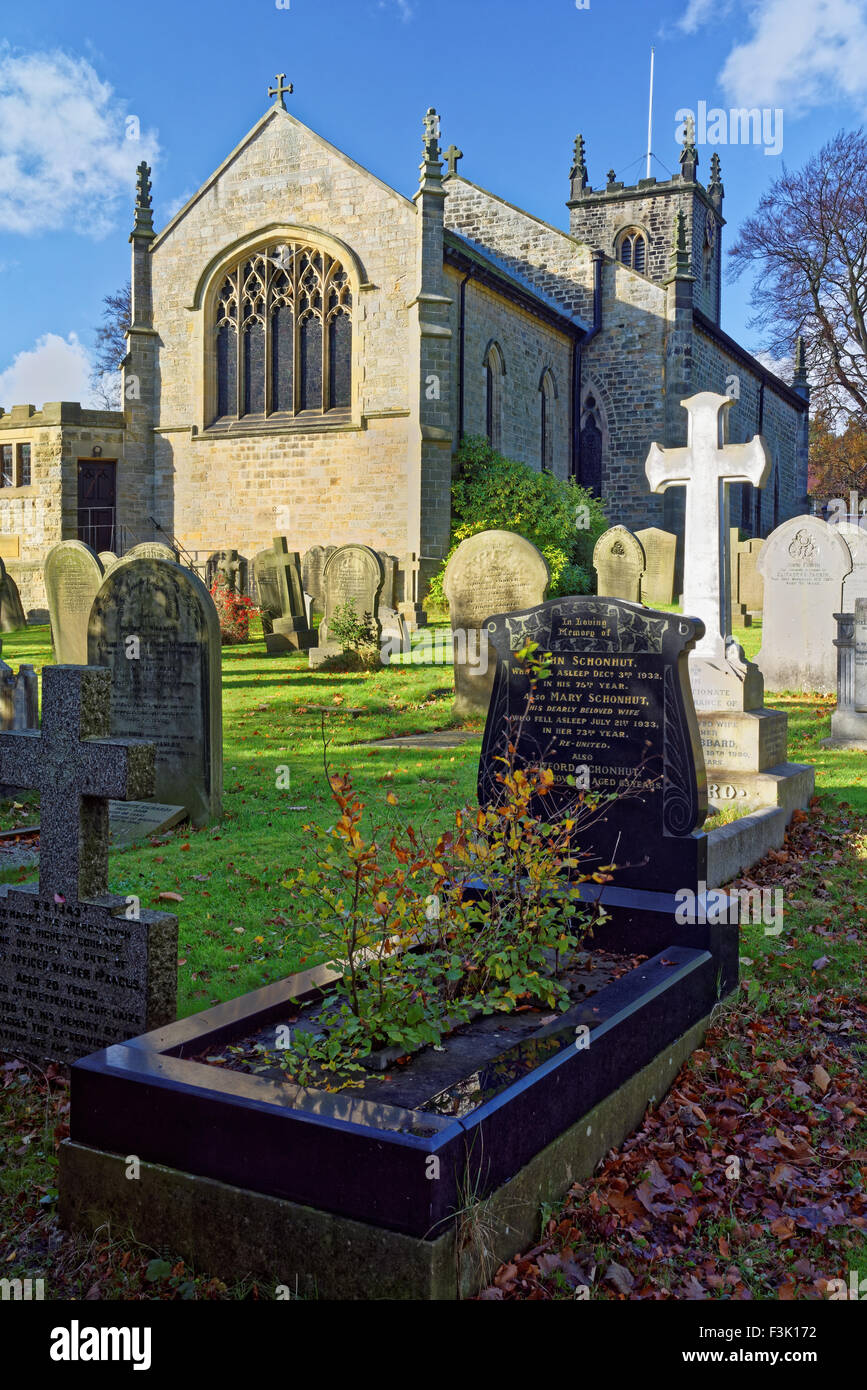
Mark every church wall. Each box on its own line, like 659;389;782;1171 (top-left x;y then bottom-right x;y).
0;407;125;618
443;179;595;322
567;182;721;322
580;260;668;530
444;268;573;476
147;111;423;561
691;329;806;537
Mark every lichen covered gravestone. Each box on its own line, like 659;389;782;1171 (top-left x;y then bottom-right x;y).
44;540;104;665
266;538;314;653
251;549;283;623
593;526;646;603
301;545;335;619
122;542;176;564
310;544;383;668
87;558;222;825
443;530;549;717
479;596;708;890
0;666;178;1064
0;554;26;631
756;517;852;694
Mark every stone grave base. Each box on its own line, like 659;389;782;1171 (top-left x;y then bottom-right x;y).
265;616;314;655
705;762;816;820
705;807;786;887
822;709;867;749
59;1010;714;1301
697;707;788;770
308;641;343;669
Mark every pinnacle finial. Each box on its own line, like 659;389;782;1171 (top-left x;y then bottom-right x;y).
793;335;809;390
418;107;443;192
571;134;588;188
680;114;698;180
132;161;154;239
666;209;694;282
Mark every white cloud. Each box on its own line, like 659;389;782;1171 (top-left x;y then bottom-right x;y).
677;0;734;33
721;0;867;112
0;44;159;237
0;332;97;410
162;186;197;224
675;0;867;114
752;348;793;381
377;0;414;21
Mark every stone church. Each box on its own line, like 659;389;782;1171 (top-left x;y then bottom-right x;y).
0;81;810;617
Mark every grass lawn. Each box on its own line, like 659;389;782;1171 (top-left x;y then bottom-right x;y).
0;616;865;1300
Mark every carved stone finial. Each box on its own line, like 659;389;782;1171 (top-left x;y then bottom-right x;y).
418;107;443;191
680;115;699;181
667;209;694;281
132;161;154;239
708;151;724;202
268;73;293;110
571;134;589;190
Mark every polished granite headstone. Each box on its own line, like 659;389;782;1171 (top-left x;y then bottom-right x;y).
0;666;177;1064
478;596;708;891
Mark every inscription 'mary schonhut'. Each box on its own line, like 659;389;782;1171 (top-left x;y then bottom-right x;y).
0;665;177;1065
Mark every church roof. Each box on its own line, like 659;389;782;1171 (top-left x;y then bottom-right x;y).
444;229;590;335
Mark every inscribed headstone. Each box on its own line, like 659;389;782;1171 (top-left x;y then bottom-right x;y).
44;540;104;665
636;527;677;605
443;530;549;717
252;549;283;619
87;559;222;824
479;596;707;891
593;526;646;603
756;517;852;694
319;545;383;647
123;542;176;564
301;546;335;618
838;521;867;611
0;666;178;1065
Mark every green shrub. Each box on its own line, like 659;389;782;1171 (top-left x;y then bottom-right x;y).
427;436;606;606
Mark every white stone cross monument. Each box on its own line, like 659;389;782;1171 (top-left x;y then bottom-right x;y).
645;392;770;662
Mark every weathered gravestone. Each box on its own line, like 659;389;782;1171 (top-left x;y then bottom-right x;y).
301;545;335;620
756;516;852;694
478;596;708;891
593;526;646;603
646;394;814;822
87;559;222;825
636;527;677;606
310;544;383;668
251;549;282;624
838;521;867;611
98;551;119;574
737;538;764;619
0;554;26;631
823;600;867;749
206;549;247;594
266;538;314;654
44;541;104;665
443;530;549;718
122;542;176;564
0;666;178;1065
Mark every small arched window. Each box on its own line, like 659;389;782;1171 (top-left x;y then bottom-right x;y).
539;369;557;472
618;228;648;275
484;342;505;450
213;242;353;424
580;392;604;495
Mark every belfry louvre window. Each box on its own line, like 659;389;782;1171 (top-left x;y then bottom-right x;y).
618;230;648;275
214;243;352;422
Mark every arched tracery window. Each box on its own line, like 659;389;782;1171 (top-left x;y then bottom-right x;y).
579;393;604;495
214;242;353;423
617;228;648;275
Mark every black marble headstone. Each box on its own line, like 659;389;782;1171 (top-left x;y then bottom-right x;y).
478;597;708;892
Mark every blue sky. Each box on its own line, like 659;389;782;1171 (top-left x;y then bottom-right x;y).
2;0;866;406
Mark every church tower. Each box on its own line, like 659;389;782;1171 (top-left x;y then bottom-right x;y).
567;129;725;325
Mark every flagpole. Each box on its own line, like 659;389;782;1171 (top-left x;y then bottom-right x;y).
646;47;655;179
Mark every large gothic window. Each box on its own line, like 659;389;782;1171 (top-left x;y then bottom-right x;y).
213;243;353;424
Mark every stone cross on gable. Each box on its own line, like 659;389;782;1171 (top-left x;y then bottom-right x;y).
268;73;293;110
0;666;155;902
645;392;770;661
444;144;463;177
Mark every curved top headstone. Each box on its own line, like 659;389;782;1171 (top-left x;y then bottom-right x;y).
320;544;383;644
757;515;852;694
837;521;867;609
593;525;646;603
443;530;549;717
44;540;104;665
122;542;177;564
87;558;222;825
